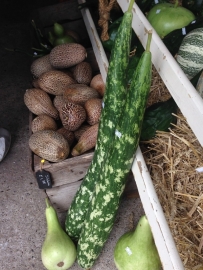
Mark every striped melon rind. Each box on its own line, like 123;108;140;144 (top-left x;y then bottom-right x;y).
176;28;203;80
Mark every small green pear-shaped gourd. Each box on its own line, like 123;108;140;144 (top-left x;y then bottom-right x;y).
53;23;75;46
41;198;76;270
114;215;162;270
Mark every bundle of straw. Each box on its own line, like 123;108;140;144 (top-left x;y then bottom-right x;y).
142;113;203;269
147;65;171;107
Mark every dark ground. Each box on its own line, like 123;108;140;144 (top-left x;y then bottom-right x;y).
0;1;59;269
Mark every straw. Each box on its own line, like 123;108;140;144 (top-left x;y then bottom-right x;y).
141;113;203;269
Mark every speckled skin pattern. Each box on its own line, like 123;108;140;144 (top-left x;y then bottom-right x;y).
77;47;152;267
29;130;70;162
59;101;86;131
73;61;92;85
30;54;55;78
50;43;87;69
65;10;133;241
71;123;99;156
90;74;105;97
63;84;100;106
84;98;102;125
24;88;59;119
31;114;57;133
38;70;76;95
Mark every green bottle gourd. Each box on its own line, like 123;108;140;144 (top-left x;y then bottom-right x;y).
41;198;76;270
114;215;162;270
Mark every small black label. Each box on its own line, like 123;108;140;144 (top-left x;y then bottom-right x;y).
36;169;52;189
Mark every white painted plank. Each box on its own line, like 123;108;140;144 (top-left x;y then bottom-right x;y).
78;0;109;83
132;147;184;269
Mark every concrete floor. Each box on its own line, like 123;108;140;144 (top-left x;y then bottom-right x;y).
0;1;144;269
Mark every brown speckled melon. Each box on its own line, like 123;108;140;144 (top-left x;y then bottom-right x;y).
32;78;40;88
38;70;76;95
30;54;55;78
31;114;58;133
73;61;92;85
53;95;65;111
74;124;91;141
24;88;59;119
71;123;99;156
59;101;86;131
49;43;87;69
84;98;102;125
57;127;75;147
90;74;105;96
29;130;70;162
63;84;100;106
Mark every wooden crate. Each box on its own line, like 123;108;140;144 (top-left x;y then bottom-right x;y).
30;0;91;49
29;0;203;268
29;0;138;212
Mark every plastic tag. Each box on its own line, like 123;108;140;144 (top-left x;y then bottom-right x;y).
115;129;122;138
196;167;203;173
182;27;186;35
36;169;52;189
102;101;105;108
125;246;132;255
0;137;5;161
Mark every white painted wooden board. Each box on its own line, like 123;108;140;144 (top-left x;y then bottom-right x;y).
79;1;185;269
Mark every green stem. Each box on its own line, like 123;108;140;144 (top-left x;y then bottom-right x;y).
5;47;34;57
146;30;152;52
31;20;43;46
40;43;51;50
128;0;134;12
174;0;179;8
45;197;50;208
31;47;45;52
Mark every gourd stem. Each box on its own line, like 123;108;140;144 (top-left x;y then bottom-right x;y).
174;0;179;8
45;197;50;208
146;31;152;52
128;0;134;12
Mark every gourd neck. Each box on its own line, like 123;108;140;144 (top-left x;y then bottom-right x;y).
132;216;154;243
128;0;134;12
174;0;179;8
45;198;61;231
146;31;152;52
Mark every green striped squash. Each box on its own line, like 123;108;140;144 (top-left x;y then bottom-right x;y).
65;0;134;241
176;28;203;80
77;32;152;269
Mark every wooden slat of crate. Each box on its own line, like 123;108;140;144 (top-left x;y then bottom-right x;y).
29;0;139;213
31;0;82;29
46;171;139;213
30;0;91;49
34;152;94;187
46;180;83;212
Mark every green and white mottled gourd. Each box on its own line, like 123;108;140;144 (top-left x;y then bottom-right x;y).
77;31;152;269
176;28;203;80
196;69;203;98
65;0;135;241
